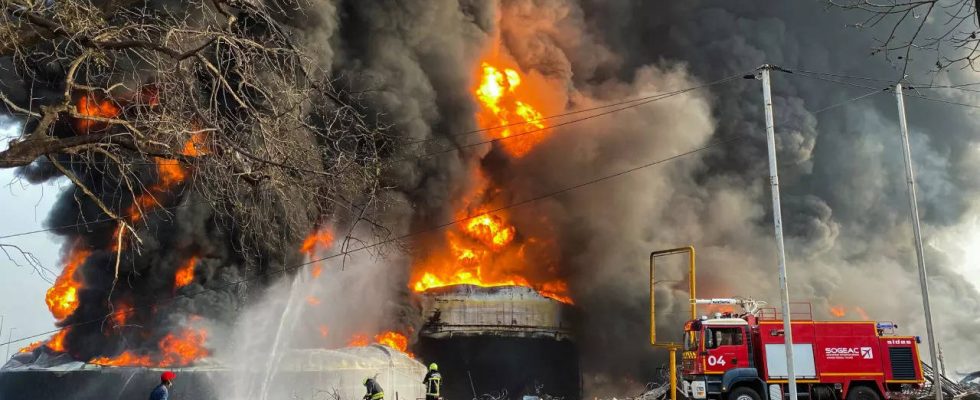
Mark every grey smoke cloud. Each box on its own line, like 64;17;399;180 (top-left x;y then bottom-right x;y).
6;0;980;396
309;0;980;395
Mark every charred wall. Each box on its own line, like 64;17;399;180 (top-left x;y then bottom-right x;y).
417;285;580;399
417;335;580;400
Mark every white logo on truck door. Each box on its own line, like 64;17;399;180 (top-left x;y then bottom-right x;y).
707;355;727;366
860;347;873;359
824;347;874;360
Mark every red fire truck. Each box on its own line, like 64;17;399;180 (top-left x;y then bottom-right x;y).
680;299;924;400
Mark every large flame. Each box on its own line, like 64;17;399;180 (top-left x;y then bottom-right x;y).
18;340;42;354
75;96;121;132
407;57;571;304
174;257;197;288
89;327;209;367
47;329;68;352
347;331;414;357
374;331;412;356
465;212;516;249
301;227;334;278
45;244;92;321
125;134;203;223
474;62;549;157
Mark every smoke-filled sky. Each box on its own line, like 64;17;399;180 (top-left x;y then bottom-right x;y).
4;0;980;396
328;0;980;388
0;121;64;357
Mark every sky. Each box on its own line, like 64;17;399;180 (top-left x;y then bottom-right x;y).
0;123;62;357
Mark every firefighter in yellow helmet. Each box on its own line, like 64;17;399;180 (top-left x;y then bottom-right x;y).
363;377;384;400
423;363;442;400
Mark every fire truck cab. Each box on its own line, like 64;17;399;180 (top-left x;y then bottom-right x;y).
680;309;924;400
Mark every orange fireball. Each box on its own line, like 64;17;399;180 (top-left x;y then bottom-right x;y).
465;212;516;249
474;62;549;157
174;257;197;288
46;245;92;321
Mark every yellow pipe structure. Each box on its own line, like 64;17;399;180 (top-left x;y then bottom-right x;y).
649;246;697;400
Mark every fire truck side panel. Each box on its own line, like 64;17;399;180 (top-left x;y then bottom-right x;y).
812;323;883;379
757;322;817;382
878;337;924;384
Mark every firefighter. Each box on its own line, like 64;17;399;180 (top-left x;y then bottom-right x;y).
363;377;384;400
423;363;442;400
149;371;176;400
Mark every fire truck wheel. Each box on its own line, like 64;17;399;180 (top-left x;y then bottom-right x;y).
729;387;762;400
845;386;880;400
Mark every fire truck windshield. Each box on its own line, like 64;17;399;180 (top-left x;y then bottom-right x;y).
704;327;743;349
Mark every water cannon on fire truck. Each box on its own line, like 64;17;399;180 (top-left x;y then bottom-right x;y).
692;298;767;317
649;247;927;400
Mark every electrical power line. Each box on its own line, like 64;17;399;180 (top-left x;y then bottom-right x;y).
0;74;745;240
811;88;890;114
793;70;980;110
0;74;745;167
7;68;974;243
785;67;980;90
0;132;747;348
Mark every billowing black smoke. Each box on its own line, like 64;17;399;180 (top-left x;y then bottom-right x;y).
326;0;980;396
3;0;359;364
5;1;980;397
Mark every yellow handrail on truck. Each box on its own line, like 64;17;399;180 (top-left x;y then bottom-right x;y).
649;246;698;400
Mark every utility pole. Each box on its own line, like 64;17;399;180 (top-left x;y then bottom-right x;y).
754;64;799;400
0;315;4;363
894;83;943;400
938;344;946;378
4;328;14;362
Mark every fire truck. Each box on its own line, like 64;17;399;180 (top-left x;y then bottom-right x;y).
680;299;924;400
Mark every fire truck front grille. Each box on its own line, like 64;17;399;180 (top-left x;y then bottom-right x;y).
889;347;916;380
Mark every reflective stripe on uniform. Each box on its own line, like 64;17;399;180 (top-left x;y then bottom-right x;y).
426;377;441;396
371;392;384;400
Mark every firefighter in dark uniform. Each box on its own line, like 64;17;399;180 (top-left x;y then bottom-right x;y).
423;363;442;400
363;378;384;400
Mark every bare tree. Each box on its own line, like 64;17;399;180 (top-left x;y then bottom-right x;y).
829;0;980;74
0;0;394;269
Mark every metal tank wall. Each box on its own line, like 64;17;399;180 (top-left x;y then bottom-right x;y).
417;285;580;400
0;345;426;400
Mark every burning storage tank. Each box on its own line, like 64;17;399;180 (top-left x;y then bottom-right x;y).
416;284;580;400
0;345;425;400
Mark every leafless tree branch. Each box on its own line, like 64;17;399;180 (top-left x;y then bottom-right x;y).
0;0;397;272
830;0;980;74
